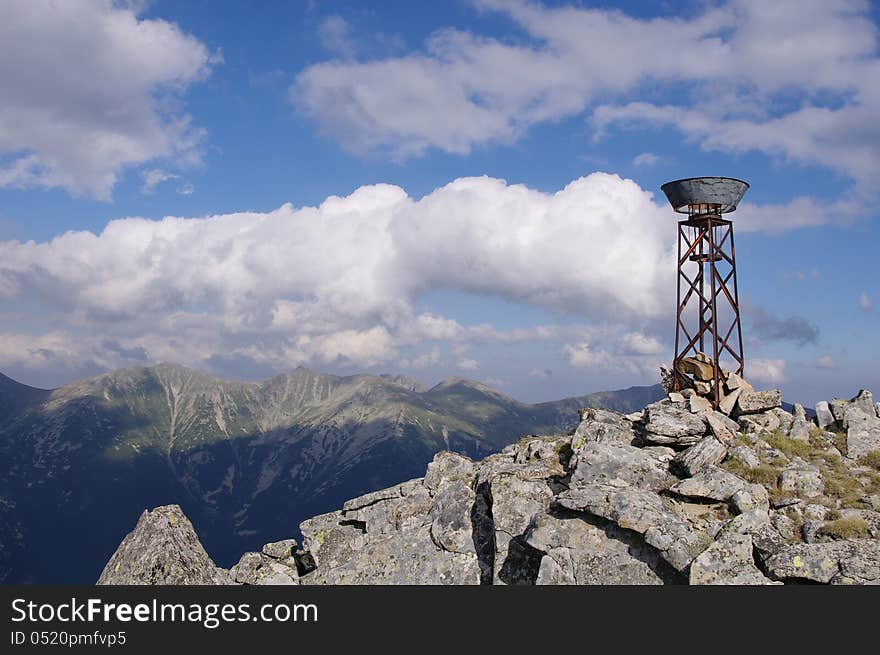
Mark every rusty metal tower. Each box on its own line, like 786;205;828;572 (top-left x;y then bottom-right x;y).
660;177;749;407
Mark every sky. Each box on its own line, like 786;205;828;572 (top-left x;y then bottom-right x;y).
0;0;878;406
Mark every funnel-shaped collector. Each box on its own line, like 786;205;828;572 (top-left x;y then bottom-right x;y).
661;177;749;214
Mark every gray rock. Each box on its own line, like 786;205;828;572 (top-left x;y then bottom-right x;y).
731;484;770;514
688;395;713;415
428;481;475;555
262;539;297;560
231;551;299;585
724;372;752;393
526;512;672;585
672;436;727;477
814;401;836;430
670;465;746;502
557;484;710;571
424;452;476;492
302;529;481;585
764;540;880;584
689;532;776;585
571;408;635;448
789;415;811;443
735;389;782;415
843;392;880;461
706;411;738;444
738;411;780;436
97;505;227;585
728;445;760;468
643;401;707;446
570;441;675;492
779;465;824;497
668;392;685;403
830;398;849;426
718;387;742;416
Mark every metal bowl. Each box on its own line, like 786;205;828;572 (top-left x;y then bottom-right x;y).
660;177;749;214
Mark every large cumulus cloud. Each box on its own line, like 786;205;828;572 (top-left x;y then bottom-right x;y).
0;172;674;380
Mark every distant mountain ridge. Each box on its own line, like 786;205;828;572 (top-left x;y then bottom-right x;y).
0;363;662;583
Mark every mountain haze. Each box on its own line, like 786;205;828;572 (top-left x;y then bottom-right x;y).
0;363;661;583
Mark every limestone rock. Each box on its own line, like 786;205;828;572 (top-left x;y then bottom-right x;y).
672;436;727;477
428;481;475;555
525;512;674;585
779;464;824;497
262;539;296;560
764;540;880;584
670;466;747;502
643;401;707;447
677;356;715;382
735;389;782;415
97;505;226;585
557;484;710;571
570;441;675;492
571;408;635;448
689;532;776;585
814;401;836;430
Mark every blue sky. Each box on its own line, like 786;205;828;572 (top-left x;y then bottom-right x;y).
0;0;878;406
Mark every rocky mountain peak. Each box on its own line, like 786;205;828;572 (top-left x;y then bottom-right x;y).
99;375;880;585
97;505;230;585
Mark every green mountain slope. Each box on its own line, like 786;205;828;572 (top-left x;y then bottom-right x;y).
0;364;661;583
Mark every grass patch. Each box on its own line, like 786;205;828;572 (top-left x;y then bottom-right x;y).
821;456;868;509
821;518;871;540
763;431;821;459
858;450;880;470
721;458;780;486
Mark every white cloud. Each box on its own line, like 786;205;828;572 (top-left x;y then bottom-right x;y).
529;368;552;378
859;291;872;311
401;346;441;370
0;0;216;199
562;342;615;369
293;0;880;189
141;169;179;194
457;358;479;371
815;355;837;369
632;152;658;167
0;172;673;378
318;15;357;58
618;332;664;355
748;358;786;384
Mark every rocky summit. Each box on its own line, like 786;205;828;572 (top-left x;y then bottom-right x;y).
100;378;880;585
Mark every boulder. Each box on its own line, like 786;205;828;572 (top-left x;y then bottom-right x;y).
724;372;753;393
735;389;782;415
428;481;476;555
672;436;727;477
570;441;676;492
764;540;880;584
718;387;742;416
525;512;673;585
571;408;635;448
689;532;776;585
779;464;824;497
706;411;738;444
814;401;836;430
262;539;297;560
670;466;747;502
677;356;715;382
557;484;710;571
842;391;880;460
643;401;708;447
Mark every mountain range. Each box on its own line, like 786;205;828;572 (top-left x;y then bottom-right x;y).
0;363;661;583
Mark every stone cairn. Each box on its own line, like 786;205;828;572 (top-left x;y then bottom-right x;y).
661;352;753;415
